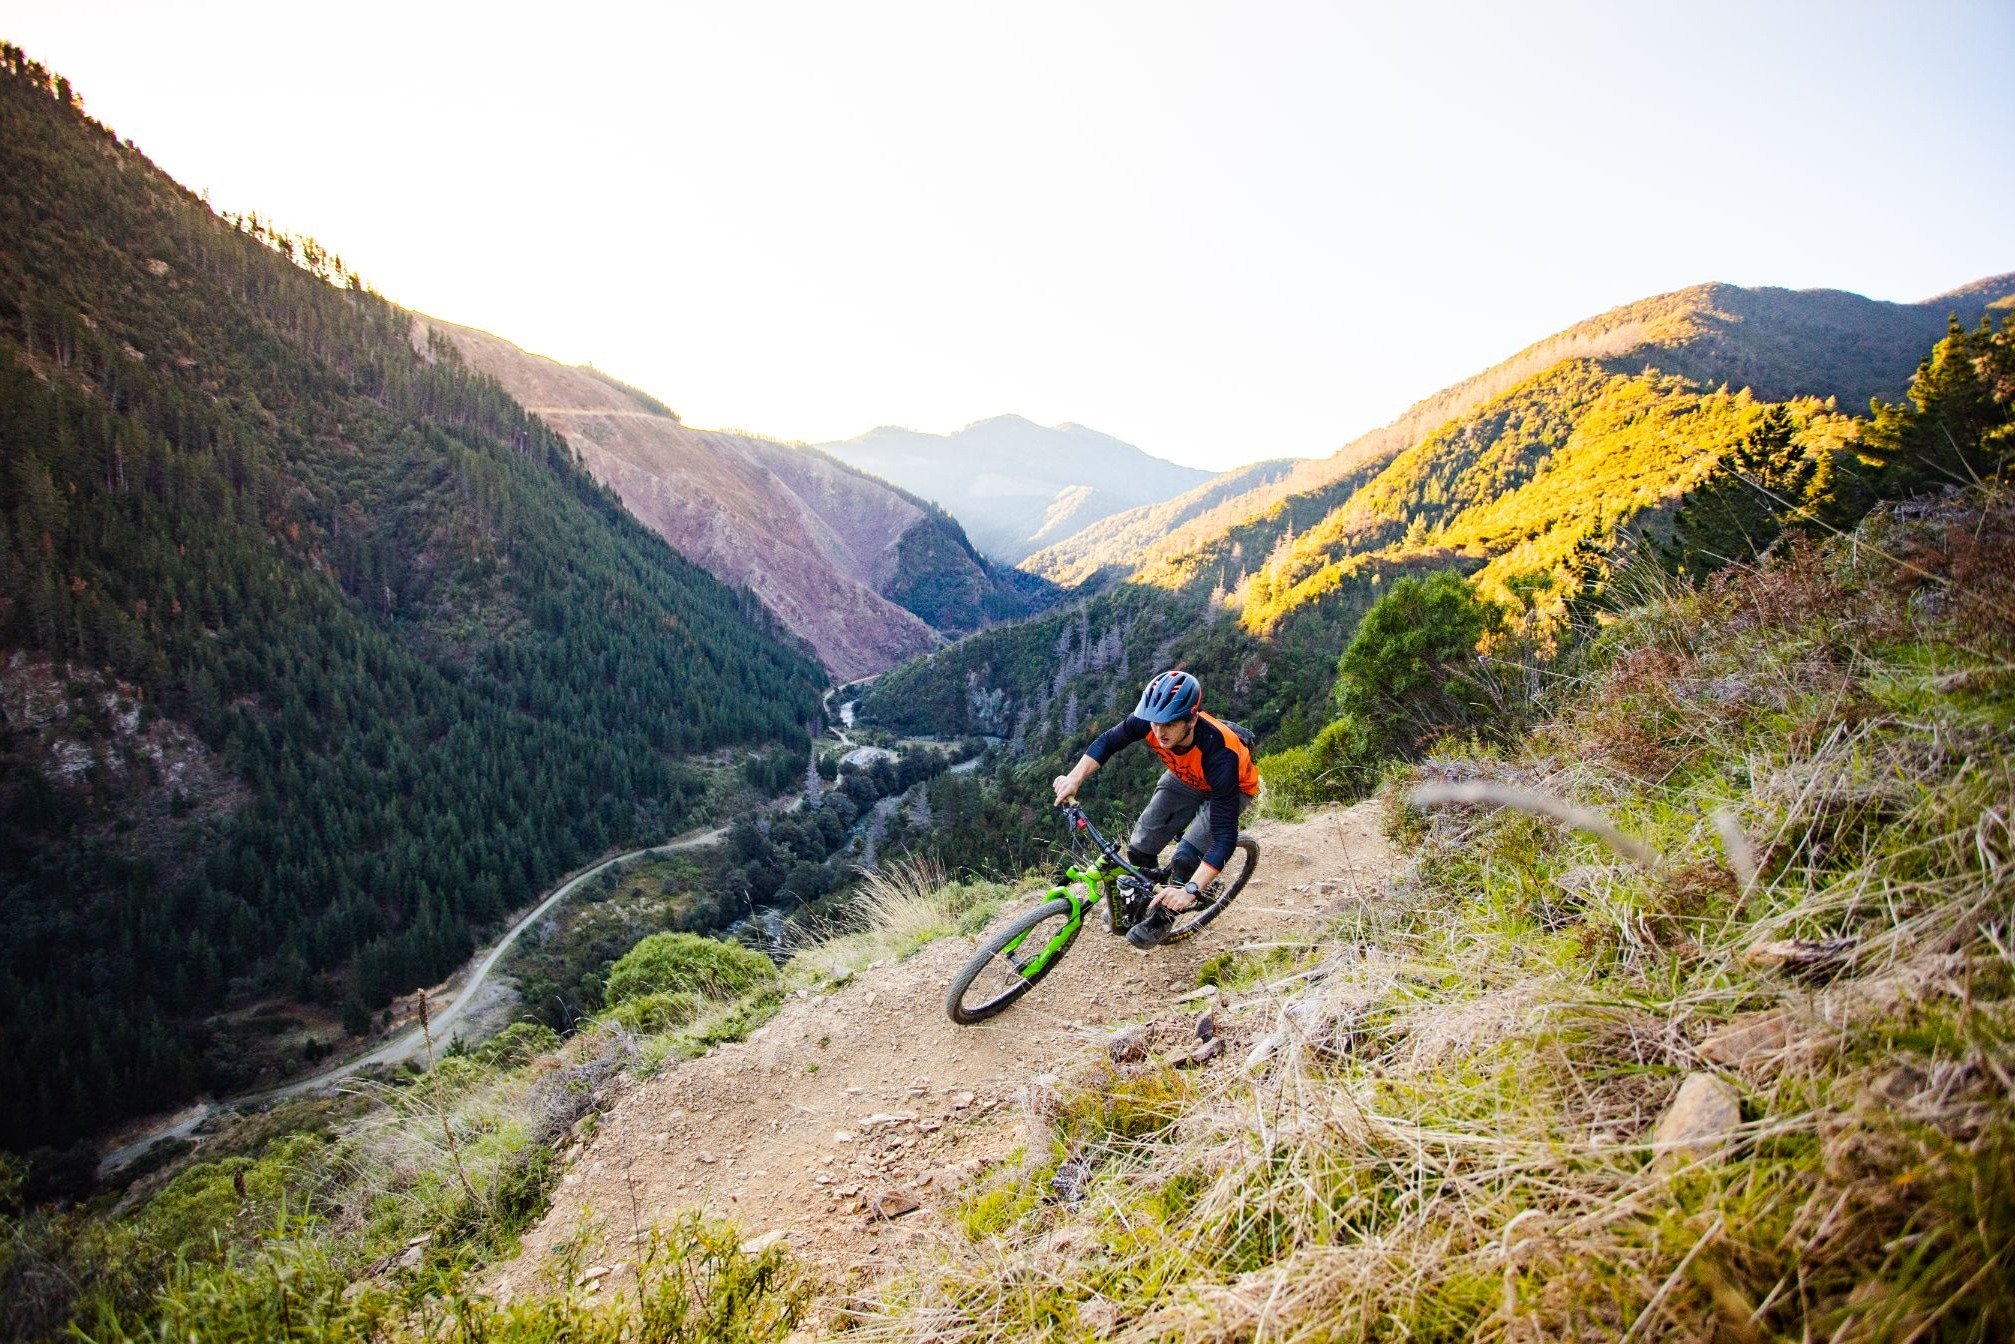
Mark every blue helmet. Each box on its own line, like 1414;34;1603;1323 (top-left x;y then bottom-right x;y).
1134;670;1202;724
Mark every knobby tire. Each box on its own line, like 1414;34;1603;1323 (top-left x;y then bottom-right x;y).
1161;835;1260;945
945;897;1081;1025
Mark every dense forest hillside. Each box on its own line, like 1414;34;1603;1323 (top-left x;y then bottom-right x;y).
426;320;1034;679
819;415;1213;562
1024;275;2015;592
0;49;825;1152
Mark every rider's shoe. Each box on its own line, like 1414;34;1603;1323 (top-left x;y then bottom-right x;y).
1126;904;1174;949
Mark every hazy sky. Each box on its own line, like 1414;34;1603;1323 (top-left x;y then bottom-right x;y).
7;2;2012;469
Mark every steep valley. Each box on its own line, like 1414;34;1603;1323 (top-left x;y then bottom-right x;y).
4;32;2014;1344
425;320;1031;680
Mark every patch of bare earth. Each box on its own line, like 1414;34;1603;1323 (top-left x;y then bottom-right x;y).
490;802;1395;1310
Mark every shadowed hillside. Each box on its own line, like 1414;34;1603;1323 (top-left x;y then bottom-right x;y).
0;50;824;1150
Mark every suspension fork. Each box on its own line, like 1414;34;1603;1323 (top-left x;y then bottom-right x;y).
1001;861;1108;967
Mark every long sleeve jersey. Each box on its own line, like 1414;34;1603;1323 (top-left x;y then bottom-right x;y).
1084;710;1258;868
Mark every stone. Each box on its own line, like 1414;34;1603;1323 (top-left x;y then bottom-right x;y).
950;1091;977;1110
1106;1025;1149;1063
873;1190;921;1219
1865;1064;1927;1107
1696;1011;1793;1072
1176;1037;1226;1069
1195;1009;1217;1042
1050;1157;1092;1204
1650;1073;1744;1173
740;1230;788;1255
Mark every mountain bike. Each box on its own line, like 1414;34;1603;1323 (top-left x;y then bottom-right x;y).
944;801;1259;1025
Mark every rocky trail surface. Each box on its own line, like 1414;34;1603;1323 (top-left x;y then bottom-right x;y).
491;803;1395;1311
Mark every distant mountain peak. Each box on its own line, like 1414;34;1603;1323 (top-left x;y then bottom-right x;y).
818;417;1212;563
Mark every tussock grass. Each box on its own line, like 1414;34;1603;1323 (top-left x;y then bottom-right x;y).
786;858;1011;983
840;489;2015;1344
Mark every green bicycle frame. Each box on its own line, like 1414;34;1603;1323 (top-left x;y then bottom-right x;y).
997;859;1112;978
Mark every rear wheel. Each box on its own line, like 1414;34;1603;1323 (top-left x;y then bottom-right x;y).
946;897;1082;1025
1162;836;1259;945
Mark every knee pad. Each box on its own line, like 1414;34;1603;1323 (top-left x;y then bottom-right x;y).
1169;843;1203;884
1126;846;1162;873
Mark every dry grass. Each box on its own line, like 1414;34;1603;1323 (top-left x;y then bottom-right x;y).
785;858;1011;983
835;489;2015;1344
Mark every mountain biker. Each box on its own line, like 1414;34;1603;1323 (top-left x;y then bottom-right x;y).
1051;670;1260;948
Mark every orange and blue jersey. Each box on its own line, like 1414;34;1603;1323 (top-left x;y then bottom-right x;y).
1084;710;1258;867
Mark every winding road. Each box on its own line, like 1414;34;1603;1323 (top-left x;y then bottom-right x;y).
98;824;729;1176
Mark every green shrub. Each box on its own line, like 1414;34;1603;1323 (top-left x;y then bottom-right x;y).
1258;713;1377;807
603;933;775;1008
76;1212;806;1344
603;989;706;1034
470;1021;561;1069
1333;569;1505;757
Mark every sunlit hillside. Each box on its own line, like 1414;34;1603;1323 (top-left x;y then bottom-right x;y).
1024;276;2015;597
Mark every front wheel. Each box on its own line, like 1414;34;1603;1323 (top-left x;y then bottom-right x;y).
945;897;1081;1025
1162;836;1259;945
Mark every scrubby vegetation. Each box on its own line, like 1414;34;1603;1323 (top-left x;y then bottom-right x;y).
0;857;1009;1342
846;483;2015;1342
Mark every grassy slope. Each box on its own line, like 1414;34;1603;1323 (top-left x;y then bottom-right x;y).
851;487;2015;1342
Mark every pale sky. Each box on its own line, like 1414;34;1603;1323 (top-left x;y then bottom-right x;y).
6;2;2012;470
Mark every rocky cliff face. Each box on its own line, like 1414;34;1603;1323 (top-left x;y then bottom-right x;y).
425;320;1013;681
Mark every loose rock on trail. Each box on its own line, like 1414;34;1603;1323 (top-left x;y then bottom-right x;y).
490;802;1394;1307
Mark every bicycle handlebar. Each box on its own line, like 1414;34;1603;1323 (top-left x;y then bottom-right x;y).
1056;801;1155;885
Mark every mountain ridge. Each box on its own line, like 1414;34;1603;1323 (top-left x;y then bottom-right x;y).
819;416;1214;563
420;319;1032;680
1022;272;2015;593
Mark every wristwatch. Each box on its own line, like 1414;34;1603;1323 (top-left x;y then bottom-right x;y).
1182;880;1202;897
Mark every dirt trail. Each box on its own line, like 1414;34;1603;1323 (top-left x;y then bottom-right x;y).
491;803;1393;1303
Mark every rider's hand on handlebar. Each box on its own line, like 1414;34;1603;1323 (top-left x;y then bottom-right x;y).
1052;775;1076;807
1152;883;1198;912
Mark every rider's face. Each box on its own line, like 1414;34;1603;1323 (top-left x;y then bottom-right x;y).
1151;715;1196;751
